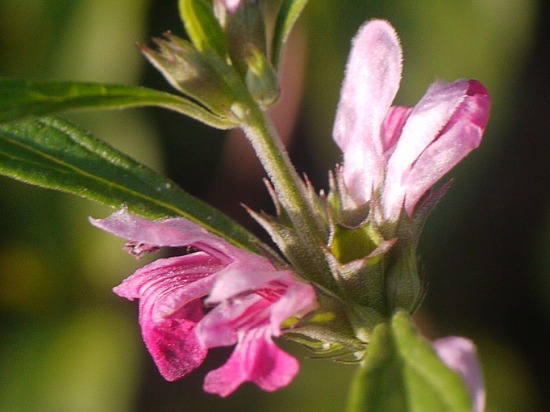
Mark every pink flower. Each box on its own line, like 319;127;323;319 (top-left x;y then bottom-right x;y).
433;337;485;412
90;209;317;396
197;269;315;396
333;19;491;221
220;0;241;14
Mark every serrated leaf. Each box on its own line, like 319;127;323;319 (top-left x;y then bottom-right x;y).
271;0;309;69
347;311;472;412
0;117;264;254
0;79;236;129
178;0;226;57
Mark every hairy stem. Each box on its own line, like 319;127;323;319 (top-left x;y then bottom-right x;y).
242;106;336;289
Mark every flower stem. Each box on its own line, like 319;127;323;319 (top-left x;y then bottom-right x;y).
242;106;336;289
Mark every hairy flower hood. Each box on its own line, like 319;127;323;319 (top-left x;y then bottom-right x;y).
333;19;491;222
90;209;317;396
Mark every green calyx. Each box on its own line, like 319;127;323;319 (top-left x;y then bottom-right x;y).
330;222;381;264
140;34;243;123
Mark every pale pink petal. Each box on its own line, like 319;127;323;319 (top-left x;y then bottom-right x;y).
383;80;489;218
200;269;317;342
433;336;485;412
197;282;316;347
89;208;240;263
333;19;402;204
206;268;290;303
220;0;241;13
269;281;318;333
389;80;469;170
401;81;490;215
196;293;266;347
203;328;299;397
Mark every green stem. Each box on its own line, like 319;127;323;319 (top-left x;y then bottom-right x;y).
242;106;336;288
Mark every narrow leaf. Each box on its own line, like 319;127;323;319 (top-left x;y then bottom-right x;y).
0;79;236;129
0;117;264;254
347;311;472;412
271;0;309;69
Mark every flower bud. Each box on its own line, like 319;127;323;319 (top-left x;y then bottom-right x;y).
223;0;266;72
244;50;280;108
221;0;280;108
383;224;425;314
140;34;238;121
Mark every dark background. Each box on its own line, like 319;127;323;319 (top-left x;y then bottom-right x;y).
1;0;548;411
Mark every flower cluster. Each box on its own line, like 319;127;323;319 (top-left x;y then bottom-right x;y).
321;19;491;317
91;6;490;409
333;20;490;223
91;209;316;397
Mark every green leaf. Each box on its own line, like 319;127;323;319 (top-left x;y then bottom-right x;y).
0;117;264;254
178;0;227;57
347;311;472;412
271;0;309;69
0;79;236;129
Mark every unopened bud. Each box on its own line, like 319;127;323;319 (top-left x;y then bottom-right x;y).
385;241;425;314
245;51;280;108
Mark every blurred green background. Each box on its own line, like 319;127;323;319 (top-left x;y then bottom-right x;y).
0;0;548;411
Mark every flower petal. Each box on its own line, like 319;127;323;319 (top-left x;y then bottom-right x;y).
93;209;316;394
142;301;207;381
203;328;299;397
113;252;223;321
269;280;318;333
402;81;490;215
196;293;265;348
89;208;239;263
383;80;490;218
113;253;223;381
207;268;293;303
382;106;412;155
433;336;485;412
222;0;241;13
333;19;402;204
196;270;316;349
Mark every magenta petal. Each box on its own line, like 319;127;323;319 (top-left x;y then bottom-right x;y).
333;19;402;204
433;336;485;412
382;106;412;155
143;301;208;381
93;209;317;393
203;329;299;397
113;253;220;321
113;253;222;381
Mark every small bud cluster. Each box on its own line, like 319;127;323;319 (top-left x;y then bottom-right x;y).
141;0;280;127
